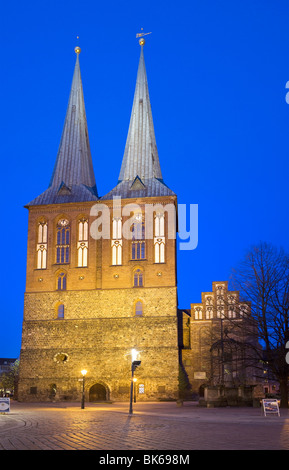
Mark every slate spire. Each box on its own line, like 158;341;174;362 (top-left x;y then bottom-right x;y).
27;47;98;206
118;44;162;183
101;41;174;200
49;47;96;191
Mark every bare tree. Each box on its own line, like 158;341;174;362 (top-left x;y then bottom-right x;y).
230;242;289;407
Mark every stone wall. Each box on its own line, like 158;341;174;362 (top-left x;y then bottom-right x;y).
18;287;179;402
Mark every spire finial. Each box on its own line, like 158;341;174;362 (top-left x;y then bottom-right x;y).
75;35;81;54
136;28;152;46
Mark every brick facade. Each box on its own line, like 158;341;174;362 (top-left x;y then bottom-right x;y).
18;197;180;402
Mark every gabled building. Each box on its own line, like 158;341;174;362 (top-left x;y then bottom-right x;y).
180;282;258;398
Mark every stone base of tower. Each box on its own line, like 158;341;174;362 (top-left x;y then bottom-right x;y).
18;286;179;402
17;347;179;403
17;374;179;403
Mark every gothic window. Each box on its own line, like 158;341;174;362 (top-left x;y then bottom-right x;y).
56;219;70;264
112;217;122;239
135;300;143;316
206;296;213;305
112;217;122;266
217;295;224;305
36;220;48;269
205;296;213;319
131;215;145;260
154;213;165;263
57;272;67;291
133;269;143;287
228;305;236;319
217;306;225;319
57;304;64;319
77;218;88;267
239;304;248;317
194;306;203;320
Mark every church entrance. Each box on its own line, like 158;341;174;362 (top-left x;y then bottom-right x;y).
89;383;107;402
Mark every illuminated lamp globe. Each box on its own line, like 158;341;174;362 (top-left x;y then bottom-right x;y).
75;46;81;54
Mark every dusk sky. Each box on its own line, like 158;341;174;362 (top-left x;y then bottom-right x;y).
1;0;288;357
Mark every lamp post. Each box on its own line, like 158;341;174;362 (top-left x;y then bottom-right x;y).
129;349;141;415
81;369;87;409
133;378;137;403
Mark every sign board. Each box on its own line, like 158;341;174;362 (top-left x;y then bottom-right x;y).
0;398;10;413
262;399;280;417
194;372;207;380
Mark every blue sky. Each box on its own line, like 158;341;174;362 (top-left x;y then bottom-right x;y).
1;0;289;357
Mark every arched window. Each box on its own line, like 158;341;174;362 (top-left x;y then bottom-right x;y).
154;239;165;263
36;220;48;269
131;215;145;260
205;296;213;319
154;213;165;263
57;272;67;291
57;304;64;319
77;218;88;267
194;306;203;320
112;217;122;265
133;269;143;287
135;301;143;316
56;219;70;264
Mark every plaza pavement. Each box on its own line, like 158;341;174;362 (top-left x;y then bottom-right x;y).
0;400;288;452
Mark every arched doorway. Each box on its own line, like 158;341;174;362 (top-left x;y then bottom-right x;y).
89;383;107;402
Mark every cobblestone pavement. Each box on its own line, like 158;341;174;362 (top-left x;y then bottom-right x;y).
0;401;289;451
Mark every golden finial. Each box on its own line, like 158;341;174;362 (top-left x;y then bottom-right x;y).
75;36;81;54
136;28;152;46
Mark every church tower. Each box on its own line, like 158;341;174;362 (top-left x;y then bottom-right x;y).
18;41;179;402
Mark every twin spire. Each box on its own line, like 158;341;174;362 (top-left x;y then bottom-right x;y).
118;44;162;183
49;47;97;194
27;42;174;207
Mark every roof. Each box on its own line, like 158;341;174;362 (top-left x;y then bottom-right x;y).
25;184;98;207
26;50;98;207
101;177;175;200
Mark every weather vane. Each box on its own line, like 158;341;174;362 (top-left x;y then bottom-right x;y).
136;28;152;46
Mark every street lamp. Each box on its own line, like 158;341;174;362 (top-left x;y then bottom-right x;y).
129;349;141;415
81;369;87;409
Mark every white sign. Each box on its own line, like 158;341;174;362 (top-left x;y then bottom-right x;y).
0;398;10;413
262;399;280;417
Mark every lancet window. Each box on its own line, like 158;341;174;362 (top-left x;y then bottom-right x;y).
135;300;143;316
57;272;67;291
36;220;48;269
56;219;70;264
112;217;122;265
154;212;165;263
133;269;143;287
131;214;145;260
77;218;89;267
205;296;214;319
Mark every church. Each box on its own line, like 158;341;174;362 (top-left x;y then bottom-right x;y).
17;39;256;402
